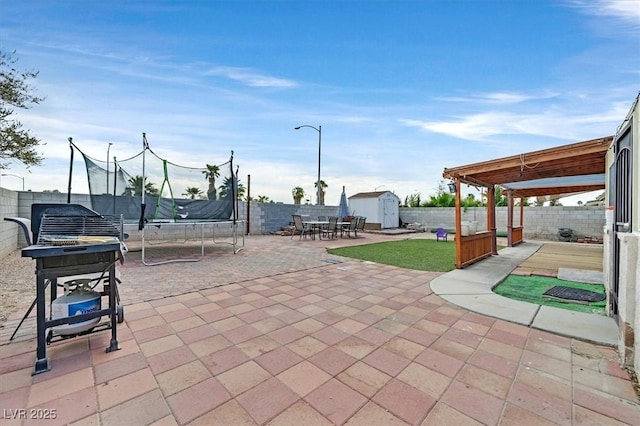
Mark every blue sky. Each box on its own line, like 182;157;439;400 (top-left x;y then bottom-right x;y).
1;0;639;205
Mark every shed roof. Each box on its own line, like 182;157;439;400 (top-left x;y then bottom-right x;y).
442;136;613;196
349;191;395;199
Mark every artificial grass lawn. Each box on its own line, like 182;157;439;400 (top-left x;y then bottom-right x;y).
494;275;606;315
327;239;456;272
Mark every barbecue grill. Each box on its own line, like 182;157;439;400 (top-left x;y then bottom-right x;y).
20;203;125;375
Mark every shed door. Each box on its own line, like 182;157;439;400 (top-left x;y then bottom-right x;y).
610;118;633;317
382;197;398;228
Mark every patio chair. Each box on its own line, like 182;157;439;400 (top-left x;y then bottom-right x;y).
341;218;358;238
354;216;366;237
291;214;313;239
436;227;448;241
320;216;339;240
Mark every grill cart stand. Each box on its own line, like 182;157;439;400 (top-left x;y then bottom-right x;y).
22;242;122;375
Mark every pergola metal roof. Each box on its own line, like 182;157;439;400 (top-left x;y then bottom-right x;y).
442;136;613;195
501;173;606;198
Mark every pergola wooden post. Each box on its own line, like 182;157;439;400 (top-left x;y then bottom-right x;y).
507;189;527;247
487;185;497;255
454;178;462;269
507;189;514;247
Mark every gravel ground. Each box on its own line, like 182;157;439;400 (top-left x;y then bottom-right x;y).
0;249;36;325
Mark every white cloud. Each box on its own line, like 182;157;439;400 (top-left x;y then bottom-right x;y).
438;91;558;105
400;101;626;142
205;66;299;88
568;0;640;31
580;0;640;22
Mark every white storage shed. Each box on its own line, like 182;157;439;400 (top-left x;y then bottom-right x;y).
348;191;400;230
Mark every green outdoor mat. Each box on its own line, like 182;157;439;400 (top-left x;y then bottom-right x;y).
494;275;606;315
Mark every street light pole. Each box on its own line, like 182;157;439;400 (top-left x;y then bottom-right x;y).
106;142;113;194
294;124;322;205
1;173;25;191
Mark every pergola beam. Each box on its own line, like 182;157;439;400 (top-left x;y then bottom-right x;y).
442;136;612;186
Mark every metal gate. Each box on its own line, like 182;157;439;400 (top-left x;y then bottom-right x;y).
610;118;633;316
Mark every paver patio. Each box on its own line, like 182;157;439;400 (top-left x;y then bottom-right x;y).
1;233;638;425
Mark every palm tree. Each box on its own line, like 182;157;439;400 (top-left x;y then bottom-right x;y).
405;192;422;207
256;195;271;203
183;187;203;199
203;164;220;200
236;182;246;200
462;193;483;208
124;175;159;196
314;180;328;205
493;186;508;207
548;195;563;206
218;176;245;200
292;186;305;205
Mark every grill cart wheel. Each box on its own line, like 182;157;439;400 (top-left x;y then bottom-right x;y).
117;305;124;323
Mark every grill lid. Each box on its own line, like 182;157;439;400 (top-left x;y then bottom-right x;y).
37;214;122;246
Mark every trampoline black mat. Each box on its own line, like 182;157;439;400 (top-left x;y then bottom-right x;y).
543;286;606;304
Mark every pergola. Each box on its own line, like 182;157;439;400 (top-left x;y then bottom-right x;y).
442;136;613;268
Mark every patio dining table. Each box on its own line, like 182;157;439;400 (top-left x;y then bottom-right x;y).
303;220;351;240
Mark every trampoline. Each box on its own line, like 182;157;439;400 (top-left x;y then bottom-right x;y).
69;133;245;265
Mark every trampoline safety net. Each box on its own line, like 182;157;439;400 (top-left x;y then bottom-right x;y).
73;134;238;226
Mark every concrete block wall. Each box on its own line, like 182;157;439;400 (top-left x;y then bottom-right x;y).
1;191;94;256
0;194;344;244
399;206;605;240
0;188;19;257
16;192;92;218
121;203;342;242
521;206;605;240
1;191;607;253
238;203;345;235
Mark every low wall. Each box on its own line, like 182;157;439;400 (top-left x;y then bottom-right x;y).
398;206;605;241
0;191;93;254
1;191;606;252
0;187;19;257
238;203;345;235
0;191;346;247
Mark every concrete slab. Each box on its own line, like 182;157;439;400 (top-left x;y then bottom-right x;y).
430;242;541;293
430;276;495;295
437;268;509;287
557;267;604;285
532;306;618;346
441;294;539;326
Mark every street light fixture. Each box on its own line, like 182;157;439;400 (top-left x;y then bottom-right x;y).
106;142;113;194
294;124;322;205
374;185;386;191
1;173;25;191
